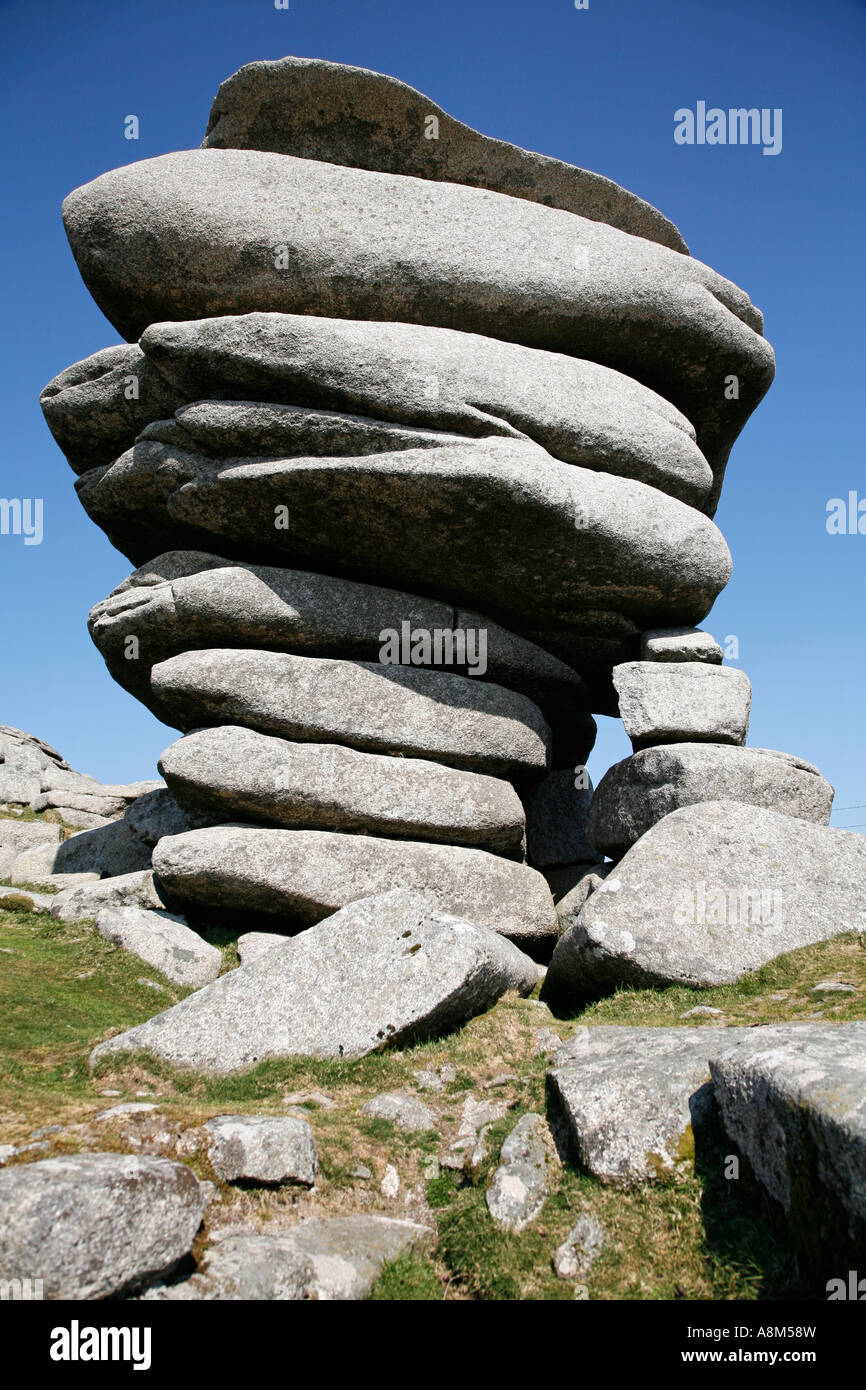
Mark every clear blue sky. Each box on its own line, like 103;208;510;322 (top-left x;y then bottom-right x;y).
2;0;864;831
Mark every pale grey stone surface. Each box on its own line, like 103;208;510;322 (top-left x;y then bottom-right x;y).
95;905;222;988
613;661;752;748
51;869;171;923
136;311;712;506
202;56;688;251
0;821;62;876
553;1213;606;1278
159;725;527;856
80;436;732;638
544;802;866;1002
204;1114;319;1185
61;147;774;494
151;650;550;780
361;1093;438;1133
587;744;834;856
90;889;540;1072
151;826;557;944
236;931;286;965
709;1023;866;1241
486;1112;551;1231
142;1229;313;1300
51;816;154;878
547;1025;749;1185
40;343;184;474
0;725;73;806
0;1153;204;1299
88;551;587;717
641;626;723;664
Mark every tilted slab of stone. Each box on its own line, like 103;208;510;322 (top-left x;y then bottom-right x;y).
548;864;612;938
641;626;723;663
547;1025;749;1185
588;744;834;857
159;726;526;857
0;1152;204;1299
202;56;688;252
88;550;587;711
40;343;184;474
204;1114;318;1185
95;905;222;989
90;889;540;1071
709;1023;866;1261
613;661;751;749
151;649;550;779
61;148;774;495
543;802;866;1003
78;437;732;638
135;313;712;506
152;829;557;945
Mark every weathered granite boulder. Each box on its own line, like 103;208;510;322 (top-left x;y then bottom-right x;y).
0;820;62;876
95;905;222;988
87;551;591;744
204;1114;319;1185
486;1112;552;1230
40;343;183;474
547;1025;749;1184
543;802;866;1002
709;1023;866;1270
90;889;540;1072
361;1093;438;1133
78;437;732;635
134;312;713;506
0;1153;204;1299
613;661;751;748
640;626;723;663
145;1217;432;1301
588;744;834;857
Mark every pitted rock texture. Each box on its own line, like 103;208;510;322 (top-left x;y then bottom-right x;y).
90;889;540;1072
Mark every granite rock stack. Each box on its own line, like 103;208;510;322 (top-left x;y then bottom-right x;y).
41;55;849;1000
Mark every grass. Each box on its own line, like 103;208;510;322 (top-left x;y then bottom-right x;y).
2;897;864;1300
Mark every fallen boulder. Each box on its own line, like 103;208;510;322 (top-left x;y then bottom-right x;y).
90;888;539;1072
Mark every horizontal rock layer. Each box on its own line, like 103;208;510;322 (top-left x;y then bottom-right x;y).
150;649;551;779
160;725;528;856
45;312;714;505
77;437;732;636
87;551;594;752
151;826;558;946
613;661;751;748
61;148;775;499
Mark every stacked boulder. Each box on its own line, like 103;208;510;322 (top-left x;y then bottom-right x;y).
39;55;854;1009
